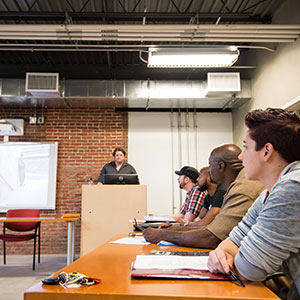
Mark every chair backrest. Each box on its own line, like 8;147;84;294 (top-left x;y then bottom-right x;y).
5;209;40;232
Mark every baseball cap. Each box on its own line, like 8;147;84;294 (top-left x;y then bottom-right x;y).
175;166;199;182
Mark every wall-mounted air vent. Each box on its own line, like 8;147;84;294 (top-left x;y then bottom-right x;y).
25;73;59;96
206;72;240;96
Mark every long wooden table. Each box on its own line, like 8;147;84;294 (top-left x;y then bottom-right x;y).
0;216;79;265
24;233;279;300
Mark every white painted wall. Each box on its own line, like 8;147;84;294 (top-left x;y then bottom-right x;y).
128;111;233;215
232;0;300;146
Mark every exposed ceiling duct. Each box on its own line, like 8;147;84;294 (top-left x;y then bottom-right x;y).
0;78;251;110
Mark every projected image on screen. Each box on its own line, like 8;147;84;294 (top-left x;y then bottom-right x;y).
0;142;58;212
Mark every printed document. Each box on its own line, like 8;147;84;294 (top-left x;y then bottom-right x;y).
110;237;150;245
133;255;209;270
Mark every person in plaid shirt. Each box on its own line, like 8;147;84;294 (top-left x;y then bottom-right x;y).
171;166;207;223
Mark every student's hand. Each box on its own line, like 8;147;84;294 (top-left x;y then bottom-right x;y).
176;219;186;226
207;247;234;274
159;222;172;229
143;228;163;243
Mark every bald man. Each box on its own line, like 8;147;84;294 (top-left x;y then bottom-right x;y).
143;144;264;249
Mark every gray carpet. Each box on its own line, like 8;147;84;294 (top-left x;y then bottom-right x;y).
0;255;67;300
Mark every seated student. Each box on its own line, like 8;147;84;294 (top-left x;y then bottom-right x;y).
97;148;139;184
185;166;225;227
171;166;207;222
143;144;264;249
207;108;300;300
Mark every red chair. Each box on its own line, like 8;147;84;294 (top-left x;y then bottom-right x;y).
0;209;41;270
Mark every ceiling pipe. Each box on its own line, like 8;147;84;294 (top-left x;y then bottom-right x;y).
0;31;297;43
0;36;294;43
115;108;232;112
0;12;271;23
0;24;298;43
0;24;299;30
0;43;275;52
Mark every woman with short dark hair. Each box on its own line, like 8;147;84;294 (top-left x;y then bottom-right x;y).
208;108;300;300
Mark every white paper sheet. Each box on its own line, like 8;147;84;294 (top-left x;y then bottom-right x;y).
133;255;209;270
110;237;150;245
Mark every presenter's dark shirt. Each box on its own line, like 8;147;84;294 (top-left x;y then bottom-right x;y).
97;161;138;183
203;185;225;210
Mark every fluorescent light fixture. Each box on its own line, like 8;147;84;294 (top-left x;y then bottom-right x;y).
147;47;239;68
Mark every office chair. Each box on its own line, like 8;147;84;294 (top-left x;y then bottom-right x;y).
0;209;41;270
264;272;292;297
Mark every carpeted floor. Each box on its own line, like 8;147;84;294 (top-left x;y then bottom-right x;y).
0;255;67;300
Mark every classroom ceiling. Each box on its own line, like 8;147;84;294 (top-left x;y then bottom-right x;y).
0;0;296;82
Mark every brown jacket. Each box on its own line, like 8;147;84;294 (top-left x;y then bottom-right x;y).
206;168;264;241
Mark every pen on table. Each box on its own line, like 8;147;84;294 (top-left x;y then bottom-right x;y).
133;218;143;231
229;269;245;287
128;232;143;237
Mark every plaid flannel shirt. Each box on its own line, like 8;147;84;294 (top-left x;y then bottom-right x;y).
180;185;207;217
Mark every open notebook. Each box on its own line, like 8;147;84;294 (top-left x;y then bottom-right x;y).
131;252;233;281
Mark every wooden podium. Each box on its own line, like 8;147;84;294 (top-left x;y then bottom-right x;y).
81;185;147;256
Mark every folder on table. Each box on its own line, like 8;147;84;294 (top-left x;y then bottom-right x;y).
130;254;233;281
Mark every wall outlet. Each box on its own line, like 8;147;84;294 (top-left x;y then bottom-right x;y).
29;117;37;124
37;117;44;124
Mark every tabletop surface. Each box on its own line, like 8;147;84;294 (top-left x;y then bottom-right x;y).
24;233;279;300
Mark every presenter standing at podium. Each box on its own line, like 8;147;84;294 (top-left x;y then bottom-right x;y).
97;148;139;184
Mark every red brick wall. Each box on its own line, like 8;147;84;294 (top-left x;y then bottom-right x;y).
0;107;128;255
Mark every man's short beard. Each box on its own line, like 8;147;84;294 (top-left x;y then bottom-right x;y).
179;182;186;189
